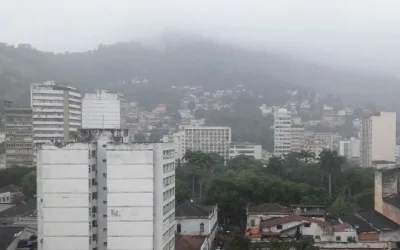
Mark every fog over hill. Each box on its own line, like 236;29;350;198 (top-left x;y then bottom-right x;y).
1;34;400;111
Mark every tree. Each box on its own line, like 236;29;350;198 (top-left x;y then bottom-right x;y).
21;171;36;198
149;130;162;142
299;150;316;164
354;188;374;210
182;150;213;201
267;156;284;177
175;179;191;204
319;149;344;196
133;133;146;142
194;108;207;119
187;101;196;111
329;197;349;219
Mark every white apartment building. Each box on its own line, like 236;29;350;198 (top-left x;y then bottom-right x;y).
339;138;361;159
274;108;291;156
82;90;127;129
229;143;262;159
361;112;396;168
37;130;176;250
30;81;82;144
183;126;231;161
163;131;185;161
291;125;305;152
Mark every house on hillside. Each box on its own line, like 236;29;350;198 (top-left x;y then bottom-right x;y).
0;184;24;204
248;215;333;242
246;203;291;229
175;201;218;250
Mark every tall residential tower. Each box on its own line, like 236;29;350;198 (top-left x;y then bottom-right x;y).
30;81;82;144
361;112;396;168
37;131;176;250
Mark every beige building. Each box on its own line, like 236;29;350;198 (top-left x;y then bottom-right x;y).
361;112;396;168
4;106;34;168
291;125;305;152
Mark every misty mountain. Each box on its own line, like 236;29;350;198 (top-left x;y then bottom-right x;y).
1;35;399;111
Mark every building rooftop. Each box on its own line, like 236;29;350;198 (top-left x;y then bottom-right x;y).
175;234;207;250
175;201;214;217
260;215;331;228
0;199;36;218
0;184;23;194
0;227;24;250
341;210;399;233
248;203;291;214
383;194;400;208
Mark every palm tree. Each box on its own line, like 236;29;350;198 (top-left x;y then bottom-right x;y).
182;150;213;201
318;149;344;196
299;150;316;164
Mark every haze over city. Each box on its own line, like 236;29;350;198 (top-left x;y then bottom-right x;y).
2;0;400;75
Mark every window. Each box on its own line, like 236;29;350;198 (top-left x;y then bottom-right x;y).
315;236;321;240
250;219;256;227
200;223;204;233
336;236;341;241
277;225;283;230
177;224;181;233
92;150;97;158
304;223;311;227
103;242;107;246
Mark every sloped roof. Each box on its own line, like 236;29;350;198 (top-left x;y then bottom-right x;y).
260;215;331;228
0;184;23;194
175;234;207;250
176;201;214;217
0;227;24;250
248;203;291;214
340;210;399;233
333;223;352;232
0;199;36;217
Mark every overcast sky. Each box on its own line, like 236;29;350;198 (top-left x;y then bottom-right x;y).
2;0;400;75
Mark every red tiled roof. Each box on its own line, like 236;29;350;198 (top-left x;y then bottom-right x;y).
249;203;291;214
260;215;332;228
333;223;352;232
175;234;207;250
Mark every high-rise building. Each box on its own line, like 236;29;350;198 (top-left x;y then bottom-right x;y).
361;112;396;168
82;90;127;129
182;126;231;161
290;125;305;152
4;106;34;168
37;130;176;250
274;108;291;155
30;81;82;144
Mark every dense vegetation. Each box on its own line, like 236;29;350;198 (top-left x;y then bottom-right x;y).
177;150;374;227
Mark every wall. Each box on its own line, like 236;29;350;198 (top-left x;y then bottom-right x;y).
82;93;122;129
106;145;155;250
371;112;396;162
262;221;332;242
37;143;95;250
333;231;357;242
0;192;11;203
177;218;211;236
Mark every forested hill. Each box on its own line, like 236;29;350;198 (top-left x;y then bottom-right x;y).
1;35;400;109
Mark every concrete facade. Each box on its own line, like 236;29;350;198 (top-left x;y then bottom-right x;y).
229;143;262;159
361;112;396;168
183;126;231;162
37;135;176;250
4;107;34;168
290;125;305;152
30;81;82;144
339;138;360;159
82;90;127;129
274;108;291;156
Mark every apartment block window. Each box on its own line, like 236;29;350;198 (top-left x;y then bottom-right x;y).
92;150;97;158
200;223;204;233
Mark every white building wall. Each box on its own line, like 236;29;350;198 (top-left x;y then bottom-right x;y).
229;144;262;159
0;132;5;143
0;192;11;203
37;143;96;250
82;90;126;129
